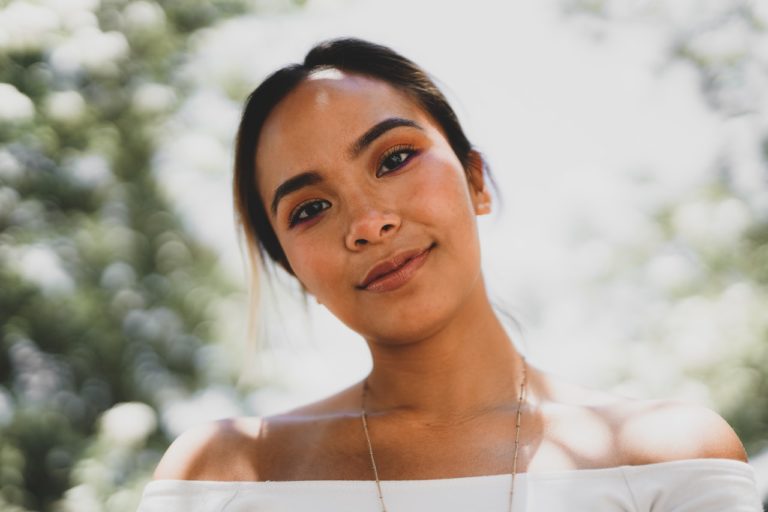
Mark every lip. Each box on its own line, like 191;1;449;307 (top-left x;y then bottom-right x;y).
357;243;435;293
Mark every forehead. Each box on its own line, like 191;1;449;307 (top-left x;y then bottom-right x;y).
255;71;431;188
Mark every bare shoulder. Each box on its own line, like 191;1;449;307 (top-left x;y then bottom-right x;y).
153;416;264;481
537;372;748;469
613;398;748;464
153;383;363;482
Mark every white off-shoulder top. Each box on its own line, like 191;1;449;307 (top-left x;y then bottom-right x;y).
136;459;763;511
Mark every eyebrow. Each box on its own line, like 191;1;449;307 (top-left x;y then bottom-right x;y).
348;117;423;158
270;171;323;216
270;117;423;216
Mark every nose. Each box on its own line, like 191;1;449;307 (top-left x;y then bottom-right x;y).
344;206;401;250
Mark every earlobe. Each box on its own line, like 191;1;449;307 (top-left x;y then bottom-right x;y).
467;150;491;216
475;198;492;215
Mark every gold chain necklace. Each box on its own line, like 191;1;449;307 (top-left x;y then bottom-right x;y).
360;357;528;512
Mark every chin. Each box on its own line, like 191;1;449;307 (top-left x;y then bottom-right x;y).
351;299;462;347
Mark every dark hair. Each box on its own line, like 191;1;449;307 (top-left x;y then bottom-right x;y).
234;37;490;276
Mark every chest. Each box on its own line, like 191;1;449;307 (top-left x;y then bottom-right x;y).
258;405;625;481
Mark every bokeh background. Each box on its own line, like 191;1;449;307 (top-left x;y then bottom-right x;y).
1;0;767;510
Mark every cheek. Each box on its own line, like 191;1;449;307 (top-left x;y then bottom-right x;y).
406;151;476;229
282;236;344;298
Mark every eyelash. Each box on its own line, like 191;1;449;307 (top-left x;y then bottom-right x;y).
288;198;331;228
376;144;418;177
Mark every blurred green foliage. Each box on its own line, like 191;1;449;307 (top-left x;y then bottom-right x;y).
652;4;768;458
564;0;768;457
0;0;305;510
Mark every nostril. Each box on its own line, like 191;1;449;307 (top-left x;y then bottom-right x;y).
355;239;368;246
381;223;394;233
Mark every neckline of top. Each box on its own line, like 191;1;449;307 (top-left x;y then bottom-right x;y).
147;458;754;487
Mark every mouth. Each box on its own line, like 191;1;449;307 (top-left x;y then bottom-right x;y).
357;243;436;293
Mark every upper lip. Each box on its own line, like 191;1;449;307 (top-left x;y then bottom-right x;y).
357;244;434;289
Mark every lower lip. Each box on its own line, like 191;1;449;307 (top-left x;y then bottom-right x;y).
363;246;433;293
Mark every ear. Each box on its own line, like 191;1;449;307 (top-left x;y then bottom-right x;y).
466;150;491;216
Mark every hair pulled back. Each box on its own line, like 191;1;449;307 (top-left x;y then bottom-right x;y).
234;37;483;275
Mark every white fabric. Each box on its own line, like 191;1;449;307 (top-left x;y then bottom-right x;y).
136;459;763;511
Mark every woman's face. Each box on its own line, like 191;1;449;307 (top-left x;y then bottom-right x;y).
255;70;490;343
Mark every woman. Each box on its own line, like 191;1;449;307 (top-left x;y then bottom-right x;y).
137;38;762;511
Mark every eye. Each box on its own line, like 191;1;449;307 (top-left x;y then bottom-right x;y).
288;199;331;228
376;144;418;177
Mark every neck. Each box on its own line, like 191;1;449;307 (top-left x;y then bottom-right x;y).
362;281;526;422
